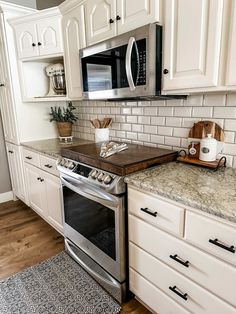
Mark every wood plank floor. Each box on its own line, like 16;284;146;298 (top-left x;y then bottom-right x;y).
0;200;151;314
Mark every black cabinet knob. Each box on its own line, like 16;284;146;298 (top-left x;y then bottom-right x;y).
116;15;121;20
109;18;114;23
8;150;13;154
38;42;42;46
0;83;4;87
163;69;169;74
32;43;36;47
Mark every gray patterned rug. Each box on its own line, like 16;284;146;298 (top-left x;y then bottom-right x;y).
0;251;121;314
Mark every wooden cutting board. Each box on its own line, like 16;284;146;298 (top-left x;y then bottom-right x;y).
189;121;224;141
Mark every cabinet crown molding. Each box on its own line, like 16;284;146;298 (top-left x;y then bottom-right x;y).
0;1;36;15
9;7;61;26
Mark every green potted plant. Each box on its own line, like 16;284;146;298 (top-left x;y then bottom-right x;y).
50;101;78;137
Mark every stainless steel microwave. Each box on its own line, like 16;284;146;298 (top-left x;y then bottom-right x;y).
80;23;165;100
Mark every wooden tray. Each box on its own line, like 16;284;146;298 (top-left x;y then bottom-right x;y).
177;155;226;170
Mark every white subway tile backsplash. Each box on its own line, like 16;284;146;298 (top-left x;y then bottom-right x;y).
174;107;192;117
166;117;182;127
158;126;173;136
192;107;213;118
214;107;236;119
204;94;226;107
73;93;236;168
159;107;174;116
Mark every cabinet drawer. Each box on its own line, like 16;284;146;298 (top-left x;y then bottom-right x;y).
185;211;236;266
130;269;190;314
22;148;40;167
129;214;236;307
130;243;236;314
128;187;184;236
40;155;59;177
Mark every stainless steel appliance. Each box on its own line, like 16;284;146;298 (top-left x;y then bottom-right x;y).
57;157;127;303
80;23;184;100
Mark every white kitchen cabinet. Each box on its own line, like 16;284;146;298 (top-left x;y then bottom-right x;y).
11;8;63;59
84;0;160;46
128;186;236;313
162;0;223;91
85;0;116;45
224;0;236;87
61;4;86;99
5;143;26;203
24;159;63;233
117;0;159;34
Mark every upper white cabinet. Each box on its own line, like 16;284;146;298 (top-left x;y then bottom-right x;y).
117;0;159;34
85;0;116;45
11;8;63;59
223;0;236;87
85;0;160;45
163;0;224;91
61;4;86;99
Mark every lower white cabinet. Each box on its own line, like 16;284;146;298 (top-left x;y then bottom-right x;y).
5;142;26;202
24;161;63;234
128;186;236;314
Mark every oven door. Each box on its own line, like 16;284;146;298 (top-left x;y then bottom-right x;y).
61;174;126;282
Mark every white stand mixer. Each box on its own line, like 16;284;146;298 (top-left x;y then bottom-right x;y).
46;63;66;96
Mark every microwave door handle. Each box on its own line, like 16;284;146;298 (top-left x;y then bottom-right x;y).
126;36;136;91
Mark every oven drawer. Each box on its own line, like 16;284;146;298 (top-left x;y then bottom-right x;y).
129;214;236;307
22;148;40;167
130;243;236;314
40;155;59;177
128;187;185;236
130;268;190;314
185;211;236;266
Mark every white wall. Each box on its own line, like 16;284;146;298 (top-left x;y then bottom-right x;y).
2;0;37;8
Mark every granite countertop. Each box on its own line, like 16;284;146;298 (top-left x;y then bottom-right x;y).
125;162;236;224
21;138;93;159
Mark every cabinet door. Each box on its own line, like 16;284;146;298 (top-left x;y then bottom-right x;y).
25;163;45;217
43;171;63;233
163;0;223;91
85;0;116;45
224;1;236;86
62;5;86;99
37;17;63;56
14;21;38;59
0;17;19;144
117;0;159;35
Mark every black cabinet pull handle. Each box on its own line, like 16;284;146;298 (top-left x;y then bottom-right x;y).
209;238;235;253
44;164;52;169
163;69;169;74
169;286;188;301
109;18;114;23
38;42;42;46
26;156;32;160
170;254;189;268
32;43;36;47
140;207;157;217
116;15;121;20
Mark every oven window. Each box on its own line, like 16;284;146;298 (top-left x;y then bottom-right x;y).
63;186;116;260
82;38;146;92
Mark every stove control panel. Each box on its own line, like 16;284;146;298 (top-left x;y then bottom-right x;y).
57;157;117;187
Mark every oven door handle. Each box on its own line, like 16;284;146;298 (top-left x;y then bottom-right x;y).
126;36;138;91
61;176;119;209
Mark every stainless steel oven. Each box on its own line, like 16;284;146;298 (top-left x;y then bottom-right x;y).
80;23;162;100
58;158;127;303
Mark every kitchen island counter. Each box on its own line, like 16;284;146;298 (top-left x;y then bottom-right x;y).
125;162;236;223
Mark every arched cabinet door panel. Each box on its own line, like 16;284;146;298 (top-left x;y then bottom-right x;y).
85;0;116;45
62;5;86;99
14;22;38;58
